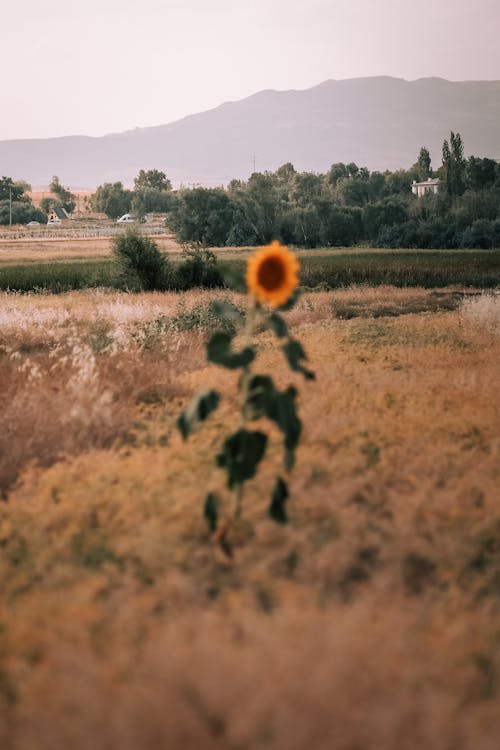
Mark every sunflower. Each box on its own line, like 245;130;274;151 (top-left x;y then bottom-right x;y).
246;241;300;307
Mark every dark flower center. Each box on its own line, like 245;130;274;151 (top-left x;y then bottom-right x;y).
257;257;286;291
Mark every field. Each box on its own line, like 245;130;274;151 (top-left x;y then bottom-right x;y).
0;235;499;291
1;269;500;748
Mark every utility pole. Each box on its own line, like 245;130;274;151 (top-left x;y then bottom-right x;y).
252;154;257;173
9;186;12;227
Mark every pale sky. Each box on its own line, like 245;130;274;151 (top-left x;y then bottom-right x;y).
1;0;499;141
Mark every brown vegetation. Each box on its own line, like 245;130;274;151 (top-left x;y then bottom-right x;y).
0;234;183;265
0;287;499;749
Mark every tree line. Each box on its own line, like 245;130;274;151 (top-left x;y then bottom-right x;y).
89;169;173;219
3;133;500;248
163;135;500;249
0;170;172;226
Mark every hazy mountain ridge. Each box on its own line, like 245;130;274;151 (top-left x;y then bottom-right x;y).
1;77;499;188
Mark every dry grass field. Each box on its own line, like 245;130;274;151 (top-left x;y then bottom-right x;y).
0;234;183;265
0;285;499;749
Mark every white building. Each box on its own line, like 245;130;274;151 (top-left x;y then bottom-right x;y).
411;178;441;197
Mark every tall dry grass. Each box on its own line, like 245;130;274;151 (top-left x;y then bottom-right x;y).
0;289;220;494
0;286;499;749
460;290;500;336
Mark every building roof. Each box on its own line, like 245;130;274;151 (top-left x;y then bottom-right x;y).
53;206;70;220
412;178;441;187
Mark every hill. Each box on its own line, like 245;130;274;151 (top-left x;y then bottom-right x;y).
1;76;500;188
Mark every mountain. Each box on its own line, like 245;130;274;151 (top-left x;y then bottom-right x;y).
1;77;499;188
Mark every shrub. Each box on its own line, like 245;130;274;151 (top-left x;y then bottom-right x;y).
112;229;173;291
175;249;224;291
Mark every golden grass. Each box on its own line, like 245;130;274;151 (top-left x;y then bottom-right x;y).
0;235;184;265
0;287;499;749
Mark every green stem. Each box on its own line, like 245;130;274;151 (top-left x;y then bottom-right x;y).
234;299;258;519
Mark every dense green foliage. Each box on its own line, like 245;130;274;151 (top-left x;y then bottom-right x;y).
175;248;224;290
0;176;45;225
112;230;223;291
112;229;175;291
90;169;173;220
89;182;133;219
166;135;500;249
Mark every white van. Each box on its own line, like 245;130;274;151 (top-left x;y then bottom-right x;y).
116;214;135;223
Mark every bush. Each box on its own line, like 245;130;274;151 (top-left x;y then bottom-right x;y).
112;230;173;291
459;219;498;249
175;249;224;291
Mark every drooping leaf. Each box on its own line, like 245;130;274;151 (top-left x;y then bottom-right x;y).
243;375;302;470
207;331;255;370
268;386;302;470
282;338;315;380
269;477;289;524
204;492;219;532
266;312;288;339
216;429;268;489
177;389;220;440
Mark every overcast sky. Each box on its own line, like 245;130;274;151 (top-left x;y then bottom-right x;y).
1;0;499;141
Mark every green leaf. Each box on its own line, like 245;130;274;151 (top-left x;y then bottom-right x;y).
244;373;275;420
207;331;255;370
177;389;220;440
269;386;302;470
269;477;289;524
211;300;245;326
266;312;288;338
282;338;315;380
216;429;268;489
243;375;302;470
204;492;219;532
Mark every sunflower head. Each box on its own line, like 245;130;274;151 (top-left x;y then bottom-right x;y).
246;241;300;307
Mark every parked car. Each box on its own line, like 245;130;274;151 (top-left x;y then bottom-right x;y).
116;214;135;223
26;221;40;226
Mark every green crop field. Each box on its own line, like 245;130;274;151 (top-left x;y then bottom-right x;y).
0;246;498;292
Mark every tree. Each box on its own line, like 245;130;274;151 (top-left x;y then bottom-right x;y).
326;163;349;186
49;175;76;213
317;203;363;246
132;169;173;218
292;172;324;207
133;169;172;192
0;176;28;202
384;169;413;196
166;188;234;246
413;147;432;181
363;198;409;241
442;132;466;196
89;182;133;219
0;201;45;226
131;188;173;218
466;156;498;191
0;177;43;225
238;173;282;244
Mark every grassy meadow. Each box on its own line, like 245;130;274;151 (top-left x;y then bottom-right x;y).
0;235;499;291
0;271;499;748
